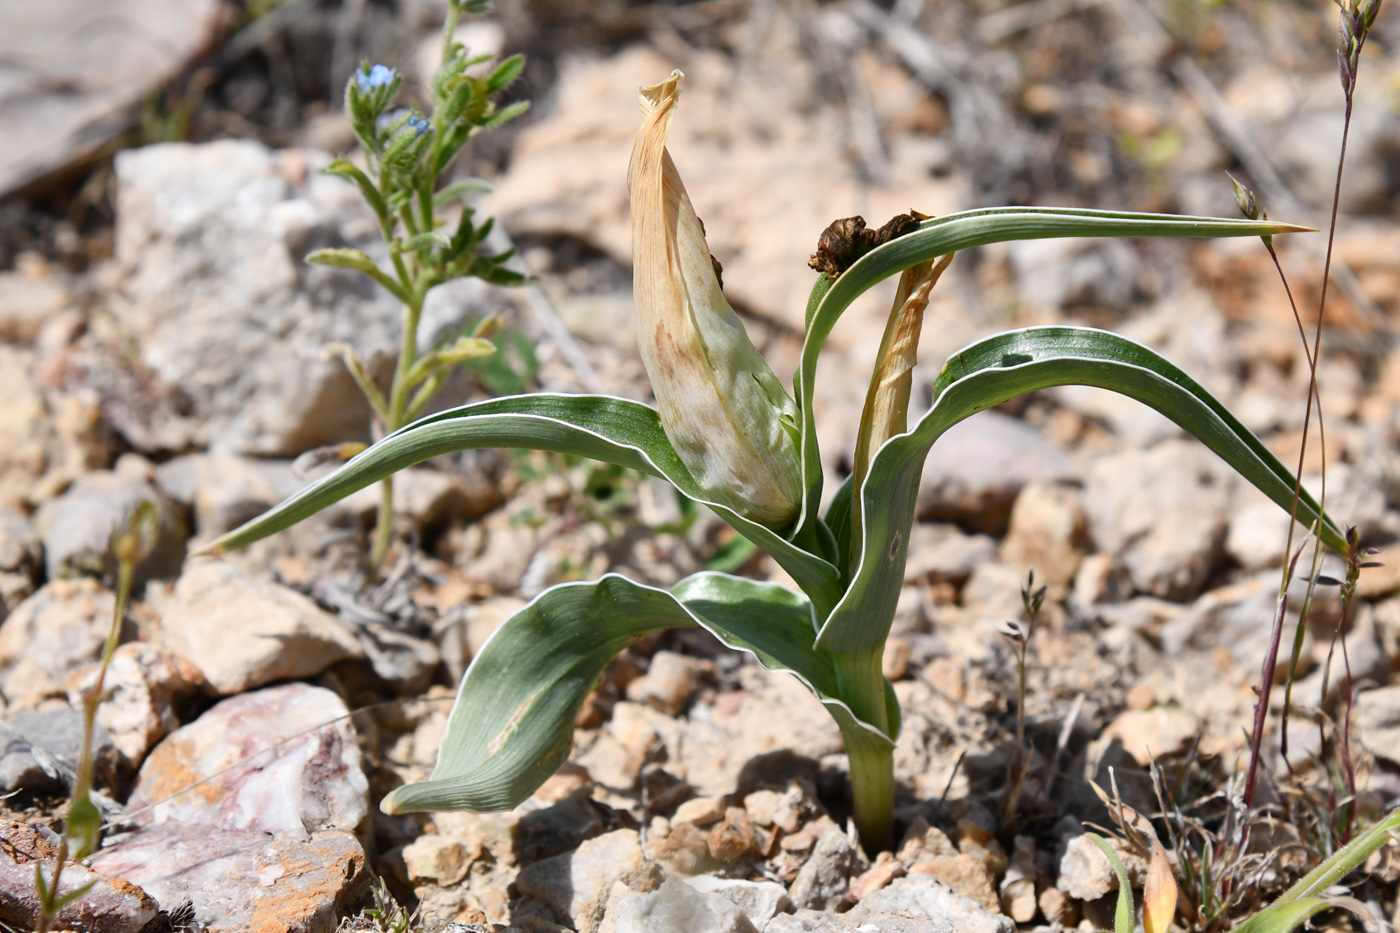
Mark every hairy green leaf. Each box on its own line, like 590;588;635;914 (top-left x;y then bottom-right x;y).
1087;834;1136;933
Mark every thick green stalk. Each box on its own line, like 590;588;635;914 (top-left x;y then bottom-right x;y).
832;650;894;854
372;296;424;566
840;716;896;856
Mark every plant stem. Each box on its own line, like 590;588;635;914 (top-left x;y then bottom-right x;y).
842;720;896;856
833;652;895;854
371;295;424;566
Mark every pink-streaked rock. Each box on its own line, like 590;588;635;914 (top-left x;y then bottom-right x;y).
0;819;157;933
89;822;367;933
127;683;369;839
66;641;205;764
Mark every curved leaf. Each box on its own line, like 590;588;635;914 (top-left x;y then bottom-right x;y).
792;207;1311;542
208;394;841;609
817;326;1346;658
1088;834;1136;933
382;572;885;814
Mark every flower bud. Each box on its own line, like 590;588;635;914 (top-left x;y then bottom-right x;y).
628;72;802;529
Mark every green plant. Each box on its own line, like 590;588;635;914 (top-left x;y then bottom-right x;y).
999;570;1045;824
337;877;421;933
207;71;1347;854
36;501;159;933
1087;807;1400;933
317;0;529;565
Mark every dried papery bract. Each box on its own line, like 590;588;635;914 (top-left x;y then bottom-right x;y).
850;251;952;560
628;71;802;530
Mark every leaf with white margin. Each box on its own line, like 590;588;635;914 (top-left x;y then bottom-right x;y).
380;572;889;814
816;325;1348;661
207;394;843;614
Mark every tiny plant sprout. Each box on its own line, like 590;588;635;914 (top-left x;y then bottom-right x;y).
210;70;1346;854
313;0;529;566
36;500;159;933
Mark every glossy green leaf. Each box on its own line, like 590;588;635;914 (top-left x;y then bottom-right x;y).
792;207;1311;541
208;394;841;609
817;325;1346;660
382;572;883;813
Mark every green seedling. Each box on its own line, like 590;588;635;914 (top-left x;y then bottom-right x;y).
1086;806;1400;933
36;500;159;933
209;71;1345;854
318;0;529;565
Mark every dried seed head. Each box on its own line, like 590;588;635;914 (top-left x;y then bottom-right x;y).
628;72;802;529
110;499;160;567
808;211;927;278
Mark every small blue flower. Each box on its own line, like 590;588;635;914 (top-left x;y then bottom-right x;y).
407;114;430;136
357;64;395;91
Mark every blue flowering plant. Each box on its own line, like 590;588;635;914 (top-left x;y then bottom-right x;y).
212;71;1350;858
317;0;529;564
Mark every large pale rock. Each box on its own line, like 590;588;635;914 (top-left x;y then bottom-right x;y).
917;411;1075;536
513;829;662;933
1083;439;1236;600
65;642;205;763
686;876;791;926
766;874;1013;932
89;822;368;933
0;256;70;342
904;523;998;585
0;578;112;708
144;560;361;695
128;683;369;839
0;0;222;195
0;707;119;793
0;507;40;575
608;877;758;933
1355;686;1400;767
113;139;497;455
1057;833;1147;901
0;346;109;507
1000;481;1086;589
154;454;306;538
1102;706;1201;766
788;827;863;911
33;462;187;585
0;819;157;933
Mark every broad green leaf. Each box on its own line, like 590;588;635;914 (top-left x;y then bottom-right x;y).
1087;834;1136;933
792;207;1311;541
382;572;884;813
816;326;1347;660
208;394;841;610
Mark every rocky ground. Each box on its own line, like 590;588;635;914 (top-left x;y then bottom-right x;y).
3;0;1400;931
